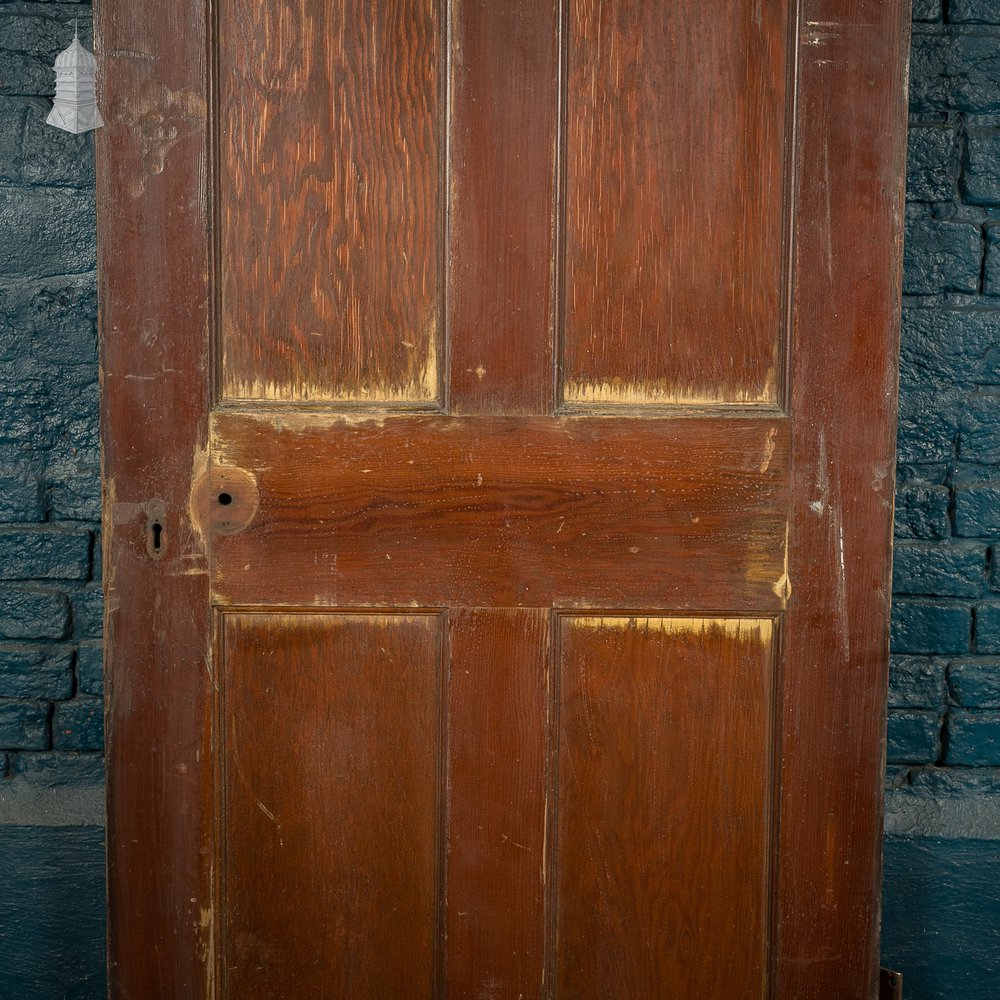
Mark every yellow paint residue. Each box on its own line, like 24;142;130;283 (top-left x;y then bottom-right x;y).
566;615;773;645
772;522;792;605
562;366;777;408
222;325;440;405
226;611;441;631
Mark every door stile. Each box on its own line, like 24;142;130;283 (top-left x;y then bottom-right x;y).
774;2;909;998
96;0;215;993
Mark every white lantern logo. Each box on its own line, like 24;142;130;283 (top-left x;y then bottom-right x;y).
47;23;104;135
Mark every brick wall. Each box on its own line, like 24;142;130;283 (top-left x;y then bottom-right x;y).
881;3;1000;996
0;2;105;998
889;1;1000;775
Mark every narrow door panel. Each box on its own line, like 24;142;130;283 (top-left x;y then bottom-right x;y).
446;608;550;998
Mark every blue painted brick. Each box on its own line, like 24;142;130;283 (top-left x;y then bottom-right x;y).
977;602;1000;652
0;469;43;523
0;528;90;581
0;825;107;1000
0;188;96;281
910;33;949;111
75;641;101;697
0;700;49;750
91;532;101;584
892;541;985;597
52;697;102;751
894;483;951;538
955;482;1000;537
951;0;1000;24
896;389;961;463
900;308;1000;390
985;228;1000;296
909;33;1000;113
0;100;23;185
913;0;941;20
12;751;104;788
887;710;941;763
0;645;72;700
19;99;95;190
71;586;102;639
907;126;954;201
0;588;70;640
908;764;1000;793
889;656;946;707
0;97;95;190
950;657;1000;707
0;276;98;371
903;219;981;293
992;549;1000;592
960;393;1000;462
964;132;1000;204
0;9;95;99
892;601;972;655
951;35;1000;112
946;709;1000;764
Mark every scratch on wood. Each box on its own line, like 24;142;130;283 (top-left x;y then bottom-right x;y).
834;506;850;660
198;900;214;998
810;429;830;516
760;426;777;473
187;438;212;553
773;522;792;604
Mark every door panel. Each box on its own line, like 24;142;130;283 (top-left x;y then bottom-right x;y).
219;0;444;404
553;616;774;998
220;612;444;998
97;1;909;998
446;608;549;998
561;0;789;408
447;1;559;415
205;413;789;609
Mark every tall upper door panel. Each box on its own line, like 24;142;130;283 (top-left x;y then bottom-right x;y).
219;0;444;405
561;0;789;409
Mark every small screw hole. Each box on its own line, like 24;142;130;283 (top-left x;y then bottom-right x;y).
218;492;233;506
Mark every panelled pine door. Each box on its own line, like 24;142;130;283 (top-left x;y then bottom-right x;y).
97;1;909;998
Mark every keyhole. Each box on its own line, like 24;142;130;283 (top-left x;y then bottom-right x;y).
218;492;233;506
147;518;165;559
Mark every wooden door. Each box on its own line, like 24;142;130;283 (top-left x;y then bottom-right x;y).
96;2;909;998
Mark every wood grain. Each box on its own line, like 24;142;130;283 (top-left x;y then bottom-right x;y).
95;0;215;996
448;0;559;415
218;0;443;404
553;616;774;998
446;608;549;998
208;413;790;610
561;0;789;408
220;611;444;999
774;4;910;998
99;0;908;994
